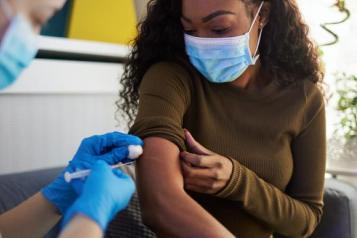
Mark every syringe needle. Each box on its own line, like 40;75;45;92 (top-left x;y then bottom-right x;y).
64;161;135;183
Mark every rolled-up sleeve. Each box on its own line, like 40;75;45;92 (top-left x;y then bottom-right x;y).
129;62;192;151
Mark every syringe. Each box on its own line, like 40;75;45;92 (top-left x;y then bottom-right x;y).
64;161;136;183
64;144;143;183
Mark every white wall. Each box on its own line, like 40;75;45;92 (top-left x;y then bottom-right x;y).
0;59;128;175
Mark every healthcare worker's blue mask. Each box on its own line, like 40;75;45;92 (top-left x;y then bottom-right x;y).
184;1;264;84
0;0;38;90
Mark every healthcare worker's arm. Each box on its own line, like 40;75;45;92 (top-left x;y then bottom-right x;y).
0;132;142;238
59;215;102;238
0;193;60;238
59;161;135;238
137;137;235;238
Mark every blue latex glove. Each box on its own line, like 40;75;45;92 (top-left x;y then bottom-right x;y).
62;160;135;231
41;132;143;214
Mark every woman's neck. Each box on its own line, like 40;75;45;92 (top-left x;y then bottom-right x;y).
230;60;267;90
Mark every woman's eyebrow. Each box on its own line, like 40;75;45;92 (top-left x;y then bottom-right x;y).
181;10;236;23
202;10;236;22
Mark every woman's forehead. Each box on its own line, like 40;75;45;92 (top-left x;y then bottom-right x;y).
181;0;245;21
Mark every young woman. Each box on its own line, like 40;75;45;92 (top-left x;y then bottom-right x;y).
118;0;326;237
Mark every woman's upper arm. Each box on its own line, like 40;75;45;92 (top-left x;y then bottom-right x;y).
284;82;326;234
129;62;192;220
136;137;184;206
287;83;326;212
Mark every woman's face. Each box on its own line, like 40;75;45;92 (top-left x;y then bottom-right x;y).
181;0;263;55
0;0;66;33
25;0;66;31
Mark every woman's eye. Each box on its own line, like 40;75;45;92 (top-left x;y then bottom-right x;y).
212;28;230;35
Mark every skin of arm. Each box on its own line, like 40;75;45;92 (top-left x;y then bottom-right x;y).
137;137;234;238
59;215;102;238
0;192;60;238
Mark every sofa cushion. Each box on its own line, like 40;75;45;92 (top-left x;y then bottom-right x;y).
106;193;156;238
0;167;63;214
311;178;357;238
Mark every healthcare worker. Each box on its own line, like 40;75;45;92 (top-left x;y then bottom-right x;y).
0;0;143;237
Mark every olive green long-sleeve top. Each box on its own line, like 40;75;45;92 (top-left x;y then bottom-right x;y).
129;62;326;238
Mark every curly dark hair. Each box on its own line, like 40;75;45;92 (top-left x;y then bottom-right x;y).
116;0;324;127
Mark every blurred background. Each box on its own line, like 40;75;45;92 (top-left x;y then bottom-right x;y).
0;0;356;185
299;0;357;184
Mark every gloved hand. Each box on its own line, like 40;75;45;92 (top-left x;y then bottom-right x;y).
41;132;142;214
62;160;135;231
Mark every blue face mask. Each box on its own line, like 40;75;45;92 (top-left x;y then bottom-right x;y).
184;2;264;84
0;2;38;90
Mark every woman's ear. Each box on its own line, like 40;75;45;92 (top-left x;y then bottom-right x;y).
259;1;271;28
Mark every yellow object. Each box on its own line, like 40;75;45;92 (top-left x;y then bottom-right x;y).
68;0;137;45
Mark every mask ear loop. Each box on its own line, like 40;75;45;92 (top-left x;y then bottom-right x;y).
252;24;264;63
248;1;264;33
248;1;265;63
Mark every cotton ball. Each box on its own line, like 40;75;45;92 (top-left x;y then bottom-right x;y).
128;145;143;160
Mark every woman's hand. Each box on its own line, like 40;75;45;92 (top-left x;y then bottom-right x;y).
180;129;233;194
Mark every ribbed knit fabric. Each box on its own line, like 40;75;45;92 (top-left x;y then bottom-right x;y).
129;62;326;238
